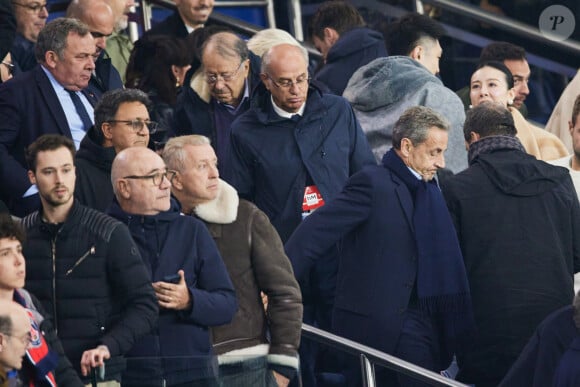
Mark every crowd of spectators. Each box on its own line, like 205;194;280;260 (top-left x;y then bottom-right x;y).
0;0;579;386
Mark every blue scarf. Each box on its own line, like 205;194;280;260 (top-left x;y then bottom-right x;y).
382;149;474;338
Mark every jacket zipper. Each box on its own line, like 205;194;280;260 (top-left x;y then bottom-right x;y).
51;237;58;333
65;246;96;276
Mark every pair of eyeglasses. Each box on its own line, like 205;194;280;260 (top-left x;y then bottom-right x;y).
7;332;32;346
265;73;310;89
204;61;244;85
12;1;47;13
107;119;160;134
123;169;177;187
1;61;14;76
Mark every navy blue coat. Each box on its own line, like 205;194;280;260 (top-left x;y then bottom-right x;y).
141;11;189;40
230;83;375;242
0;66;98;216
314;27;387;96
284;163;420;355
499;305;579;387
108;201;237;386
86;53;124;99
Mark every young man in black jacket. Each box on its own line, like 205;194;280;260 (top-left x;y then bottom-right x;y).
21;134;158;386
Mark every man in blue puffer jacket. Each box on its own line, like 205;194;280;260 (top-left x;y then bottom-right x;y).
109;146;237;387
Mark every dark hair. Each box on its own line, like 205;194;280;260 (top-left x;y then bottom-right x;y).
125;35;192;105
0;315;12;336
93;89;152;144
0;213;25;244
474;60;514;89
383;13;445;56
35;18;91;63
572;94;580;127
392;106;450;149
308;1;365;40
464;101;517;141
26;134;76;172
480;41;526;63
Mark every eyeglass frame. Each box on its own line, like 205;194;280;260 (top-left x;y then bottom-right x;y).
1;61;14;76
5;331;32;346
123;169;177;187
106;119;161;134
264;73;311;90
204;60;246;85
12;1;47;13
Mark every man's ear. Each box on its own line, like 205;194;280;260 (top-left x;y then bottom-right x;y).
409;45;423;62
400;138;413;158
28;170;36;185
260;73;271;91
44;51;58;69
569;121;574;136
170;172;183;191
469;131;480;144
117;179;131;200
323;27;339;46
101;123;113;141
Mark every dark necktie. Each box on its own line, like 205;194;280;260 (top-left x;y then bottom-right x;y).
66;89;93;131
291;114;301;122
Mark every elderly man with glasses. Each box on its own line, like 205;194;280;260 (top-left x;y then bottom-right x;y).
75;88;162;212
173;30;262;183
230;42;375;386
11;0;48;72
108;146;237;387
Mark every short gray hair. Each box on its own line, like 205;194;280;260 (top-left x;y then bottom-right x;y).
201;32;249;63
392;106;450;149
261;43;309;74
35;18;91;63
163;135;211;172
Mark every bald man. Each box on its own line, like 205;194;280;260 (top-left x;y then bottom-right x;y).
0;300;31;378
109;147;236;386
67;0;124;97
230;43;374;386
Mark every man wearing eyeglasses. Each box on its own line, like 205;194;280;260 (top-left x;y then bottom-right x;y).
0;214;84;386
11;0;48;72
230;43;375;386
67;0;124;98
0;300;32;383
174;31;261;183
75;88;159;212
108;146;237;387
21;134;158;386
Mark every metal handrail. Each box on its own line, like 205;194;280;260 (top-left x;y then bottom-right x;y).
419;0;580;56
302;324;469;387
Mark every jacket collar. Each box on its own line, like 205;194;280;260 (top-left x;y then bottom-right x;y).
194;179;238;225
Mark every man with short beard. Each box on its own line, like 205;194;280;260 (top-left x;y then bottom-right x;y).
20;134;158;386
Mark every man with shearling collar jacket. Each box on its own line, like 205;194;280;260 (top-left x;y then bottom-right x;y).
164;135;303;387
20;134;158;385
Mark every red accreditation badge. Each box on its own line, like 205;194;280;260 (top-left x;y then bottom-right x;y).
302;185;325;219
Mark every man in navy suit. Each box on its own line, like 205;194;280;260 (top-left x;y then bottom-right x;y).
285;106;474;386
0;18;97;216
143;0;214;39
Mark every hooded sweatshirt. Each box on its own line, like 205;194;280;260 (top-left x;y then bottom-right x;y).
344;56;468;173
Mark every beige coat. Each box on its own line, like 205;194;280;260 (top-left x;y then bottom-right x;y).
544;69;580;153
511;107;569;161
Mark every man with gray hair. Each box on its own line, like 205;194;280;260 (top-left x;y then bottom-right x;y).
174;30;261;181
0;300;32;383
75;88;160;212
0;17;97;217
286;106;474;386
442;102;580;386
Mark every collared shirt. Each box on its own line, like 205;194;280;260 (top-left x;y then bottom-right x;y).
40;65;93;149
271;95;306;119
407;166;422;180
218;78;249;113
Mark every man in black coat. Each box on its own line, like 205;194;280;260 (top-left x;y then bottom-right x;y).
143;0;214;39
442;102;580;387
21;134;158;385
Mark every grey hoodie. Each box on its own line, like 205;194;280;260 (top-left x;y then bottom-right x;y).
343;56;468;173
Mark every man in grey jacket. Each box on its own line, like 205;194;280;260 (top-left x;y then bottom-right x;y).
163;134;303;387
344;13;468;173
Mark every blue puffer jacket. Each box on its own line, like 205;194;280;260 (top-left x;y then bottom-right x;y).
314;27;387;96
108;200;237;386
230;83;375;242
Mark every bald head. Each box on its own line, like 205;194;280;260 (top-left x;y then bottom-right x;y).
261;43;308;74
67;0;115;57
0;301;31;371
112;147;172;215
